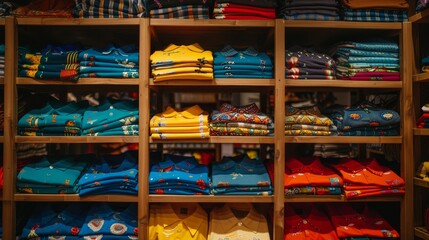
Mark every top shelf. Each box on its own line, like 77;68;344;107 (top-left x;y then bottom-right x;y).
283;20;402;29
409;8;429;23
16;17;141;26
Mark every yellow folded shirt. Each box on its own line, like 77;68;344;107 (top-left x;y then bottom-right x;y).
152;67;213;77
151;43;213;66
150;125;209;134
153;72;214;82
150;105;209;127
152;62;213;70
151;132;210;140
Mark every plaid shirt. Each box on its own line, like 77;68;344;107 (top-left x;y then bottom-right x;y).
341;8;408;22
283;13;340;20
73;0;145;18
150;5;209;19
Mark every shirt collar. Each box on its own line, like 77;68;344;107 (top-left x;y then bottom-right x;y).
361;158;388;176
98;151;138;172
158;154;199;172
334;158;365;173
217;203;265;232
161;204;207;237
218;103;261;114
163;43;205;53
284;203;328;232
217;155;257;172
87;203;137;222
285;156;327;175
220;45;259;57
40;203;85;225
161;105;205;119
30;156;80;171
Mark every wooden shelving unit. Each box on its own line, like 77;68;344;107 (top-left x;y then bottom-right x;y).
415;226;429;240
0;14;414;240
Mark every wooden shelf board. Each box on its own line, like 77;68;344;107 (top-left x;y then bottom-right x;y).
16;17;140;26
15;136;139;143
0;18;4;25
410;9;429;23
0;136;4;143
14;194;138;202
285;195;402;202
413;73;429;82
17;77;139;85
0;77;4;84
285;80;402;88
415;177;429;189
150;19;275;27
283;20;402;29
150;136;275;144
284;136;402;144
150;78;275;87
149;195;274;203
415;226;429;240
414;128;429;135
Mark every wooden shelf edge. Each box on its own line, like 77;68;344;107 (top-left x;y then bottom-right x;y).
15;136;139;143
284;136;402;144
410;8;429;23
16;77;139;85
14;194;138;202
149;195;274;203
150;19;275;27
0;136;4;143
414;177;429;189
150;136;275;144
413;72;429;82
0;77;4;85
414;128;429;135
415;226;429;240
285;80;402;88
283;20;402;29
16;17;140;26
150;78;275;86
285;195;403;202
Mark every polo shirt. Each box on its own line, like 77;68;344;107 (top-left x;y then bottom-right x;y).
214;45;272;67
150;43;213;67
151;126;209;134
211;155;272;195
150;105;208;127
327;203;399;238
208;203;270;240
151;132;210;140
149;203;208;240
153;72;213;82
78;45;139;65
149;154;210;195
21;203;86;239
284;156;343;188
80;61;138;68
152;63;213;70
80;203;138;237
152;66;213;76
284;203;339;240
17;155;90;187
211;103;273;125
285;105;333;126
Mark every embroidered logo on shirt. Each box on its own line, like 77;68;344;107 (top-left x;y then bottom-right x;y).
110;223;128;235
381;112;394;120
88;218;104;232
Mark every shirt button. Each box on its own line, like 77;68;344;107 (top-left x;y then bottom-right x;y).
303;220;308;224
177;229;181;232
238;222;242;226
49;166;54;169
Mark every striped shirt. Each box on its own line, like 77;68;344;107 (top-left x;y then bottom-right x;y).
73;0;145;18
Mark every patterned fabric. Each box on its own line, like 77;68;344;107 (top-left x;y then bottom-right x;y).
73;0;146;18
285;129;331;136
284;14;340;20
150;5;209;19
209;125;271;136
285;105;333;126
341;8;408;22
210;103;273;126
285;186;342;195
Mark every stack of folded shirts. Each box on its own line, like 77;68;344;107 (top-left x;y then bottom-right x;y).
0;1;28;17
286;47;336;80
279;0;340;21
417;103;429;128
78;151;138;196
330;158;405;199
148;0;211;19
82;99;139;136
17;155;91;194
20;203;87;240
73;0;145;18
324;103;400;136
11;0;74;17
313;143;357;158
0;45;4;77
211;154;272;195
416;0;429;12
422;55;429;73
327;203;400;238
331;40;400;81
282;156;343;195
149;154;210;195
210;103;274;136
18;101;87;136
416;161;429;181
18;46;80;81
16;143;48;160
285;105;333;136
214;45;273;79
78;45;139;78
150;105;209;140
340;0;408;22
79;203;138;239
213;0;277;20
150;43;213;82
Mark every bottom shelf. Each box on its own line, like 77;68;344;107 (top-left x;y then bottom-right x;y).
415;226;429;240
